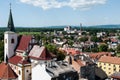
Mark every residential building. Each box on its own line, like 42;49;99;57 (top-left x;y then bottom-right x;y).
97;56;120;76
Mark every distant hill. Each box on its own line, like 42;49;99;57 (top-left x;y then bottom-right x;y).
41;24;120;28
88;25;120;28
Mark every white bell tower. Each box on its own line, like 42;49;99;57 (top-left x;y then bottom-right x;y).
4;32;18;61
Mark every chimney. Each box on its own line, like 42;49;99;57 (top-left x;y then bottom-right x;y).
69;55;72;65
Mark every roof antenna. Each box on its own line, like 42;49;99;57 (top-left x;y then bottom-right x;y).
10;3;11;10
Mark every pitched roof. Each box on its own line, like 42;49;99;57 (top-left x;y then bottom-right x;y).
89;52;111;60
98;56;120;65
8;56;30;65
0;62;18;79
16;35;32;51
65;48;80;55
7;8;15;32
29;45;55;60
71;60;84;73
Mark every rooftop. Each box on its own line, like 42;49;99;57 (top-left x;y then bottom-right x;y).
29;45;55;60
89;52;111;60
98;56;120;65
46;61;77;77
16;35;32;51
8;56;30;65
0;62;18;79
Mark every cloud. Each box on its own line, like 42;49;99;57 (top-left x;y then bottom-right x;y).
19;0;107;10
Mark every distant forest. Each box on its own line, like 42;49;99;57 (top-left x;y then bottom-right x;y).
0;26;120;32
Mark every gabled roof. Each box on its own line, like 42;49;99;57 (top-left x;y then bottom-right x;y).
29;45;55;60
16;35;32;51
8;56;30;65
65;48;81;55
0;62;18;79
98;56;120;65
89;52;111;60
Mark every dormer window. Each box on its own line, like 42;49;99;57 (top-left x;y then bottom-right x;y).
11;38;14;43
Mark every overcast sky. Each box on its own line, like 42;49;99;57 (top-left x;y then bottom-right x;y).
0;0;120;27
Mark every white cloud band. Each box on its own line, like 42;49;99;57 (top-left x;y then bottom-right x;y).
19;0;107;10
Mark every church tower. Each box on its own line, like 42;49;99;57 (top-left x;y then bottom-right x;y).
4;4;18;62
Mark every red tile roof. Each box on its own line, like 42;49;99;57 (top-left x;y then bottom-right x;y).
89;52;111;60
76;60;84;66
111;38;118;42
8;56;30;65
16;35;32;51
98;56;120;65
0;62;18;79
29;45;55;60
71;60;84;72
65;48;81;55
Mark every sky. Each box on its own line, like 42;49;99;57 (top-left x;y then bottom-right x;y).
0;0;120;27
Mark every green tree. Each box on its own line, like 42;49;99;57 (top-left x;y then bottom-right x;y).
91;47;98;52
45;44;65;60
116;44;120;53
91;36;102;42
118;36;120;40
67;40;73;47
0;41;4;62
79;37;88;42
98;44;108;52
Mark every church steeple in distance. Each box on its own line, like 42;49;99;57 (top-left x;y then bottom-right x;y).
7;3;15;32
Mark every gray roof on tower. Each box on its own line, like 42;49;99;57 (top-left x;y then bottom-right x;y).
7;4;15;32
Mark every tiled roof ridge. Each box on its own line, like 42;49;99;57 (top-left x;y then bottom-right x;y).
99;56;120;64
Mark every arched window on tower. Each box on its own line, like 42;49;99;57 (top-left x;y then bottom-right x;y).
11;38;14;43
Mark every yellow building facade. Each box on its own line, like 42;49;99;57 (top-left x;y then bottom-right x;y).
97;56;120;76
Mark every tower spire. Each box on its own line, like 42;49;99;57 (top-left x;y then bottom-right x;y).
7;3;15;32
80;23;82;32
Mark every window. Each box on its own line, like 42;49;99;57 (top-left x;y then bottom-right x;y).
11;38;14;43
15;66;16;69
109;64;111;66
26;70;29;72
114;68;116;71
99;63;101;65
113;65;115;67
109;68;111;70
19;70;21;75
104;63;106;65
104;67;106;69
109;72;111;74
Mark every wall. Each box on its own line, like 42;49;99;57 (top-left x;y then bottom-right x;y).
97;62;120;76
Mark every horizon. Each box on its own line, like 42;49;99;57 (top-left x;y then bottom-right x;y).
0;24;120;28
0;0;120;27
